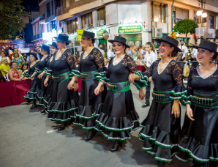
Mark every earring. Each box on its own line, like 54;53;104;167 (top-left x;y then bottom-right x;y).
89;43;92;47
167;54;170;57
210;57;213;63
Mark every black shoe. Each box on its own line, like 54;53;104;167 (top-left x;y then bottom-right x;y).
142;103;150;108
30;104;36;109
83;129;97;141
40;109;45;113
158;161;165;167
58;123;67;131
110;141;122;152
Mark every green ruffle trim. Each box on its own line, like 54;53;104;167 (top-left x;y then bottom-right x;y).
94;127;132;141
24;96;36;100
133;71;148;90
47;107;78;113
75;113;97;119
174;154;192;162
71;70;80;78
138;133;177;149
180;95;192;106
145;150;173;163
73;122;94;130
48;117;72;122
95;119;141;132
177;145;215;163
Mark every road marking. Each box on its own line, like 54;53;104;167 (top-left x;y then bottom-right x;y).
46;130;57;133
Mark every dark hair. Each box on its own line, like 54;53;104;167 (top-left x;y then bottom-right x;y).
98;43;103;47
87;38;95;44
145;42;155;52
209;51;217;61
10;62;17;67
1;50;6;55
41;49;50;55
169;44;179;57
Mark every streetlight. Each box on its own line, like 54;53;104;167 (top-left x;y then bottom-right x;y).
202;12;207;18
196;10;202;16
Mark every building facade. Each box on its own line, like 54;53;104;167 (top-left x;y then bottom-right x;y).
34;0;218;50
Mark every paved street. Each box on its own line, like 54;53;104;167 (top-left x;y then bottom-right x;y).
0;84;191;167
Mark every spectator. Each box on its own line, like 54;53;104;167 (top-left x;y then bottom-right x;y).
131;45;138;60
0;57;10;81
12;52;25;70
8;62;23;81
0;50;10;62
0;71;6;82
178;40;188;61
107;45;115;59
49;42;58;56
37;46;43;59
98;43;105;57
21;64;29;73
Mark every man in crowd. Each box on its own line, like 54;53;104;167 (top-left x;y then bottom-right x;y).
107;45;115;59
178;40;188;61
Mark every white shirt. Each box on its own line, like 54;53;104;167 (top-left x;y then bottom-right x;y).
140;49;146;55
192;48;198;60
144;51;157;68
99;49;105;56
0;56;10;62
107;49;115;59
179;45;188;59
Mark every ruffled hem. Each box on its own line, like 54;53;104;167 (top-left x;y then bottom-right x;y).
71;69;80;77
73;118;96;130
95;111;140;131
47;101;78;113
75;103;103;119
139;125;178;149
133;71;148;90
143;150;175;163
177;136;218;163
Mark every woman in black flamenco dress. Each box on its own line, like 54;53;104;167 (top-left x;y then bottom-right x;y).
133;36;186;166
46;34;79;131
23;53;39;109
30;45;50;113
93;36;145;152
176;40;218;167
68;31;107;141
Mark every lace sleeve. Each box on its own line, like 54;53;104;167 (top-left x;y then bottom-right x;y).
122;55;137;73
91;48;105;72
169;61;187;100
62;49;76;70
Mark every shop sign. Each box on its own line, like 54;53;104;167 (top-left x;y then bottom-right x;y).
97;29;106;37
118;25;142;34
77;29;84;41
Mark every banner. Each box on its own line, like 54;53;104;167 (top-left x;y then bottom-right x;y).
77;29;84;41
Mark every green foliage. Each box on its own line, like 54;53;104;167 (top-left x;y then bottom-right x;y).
216;29;218;39
0;0;29;40
173;19;198;37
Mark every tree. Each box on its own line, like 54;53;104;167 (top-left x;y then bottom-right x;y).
173;19;198;43
0;0;29;40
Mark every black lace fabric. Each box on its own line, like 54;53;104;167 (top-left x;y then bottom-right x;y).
89;48;105;69
122;55;138;73
61;49;75;70
142;60;184;92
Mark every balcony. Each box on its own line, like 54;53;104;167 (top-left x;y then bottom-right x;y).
56;6;63;16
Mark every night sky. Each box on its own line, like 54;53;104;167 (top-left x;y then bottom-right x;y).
21;0;39;11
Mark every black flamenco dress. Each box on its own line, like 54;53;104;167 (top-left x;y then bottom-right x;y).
47;49;79;122
94;55;141;141
136;59;186;163
35;55;50;106
176;65;218;167
72;47;107;130
23;62;38;100
43;57;54;113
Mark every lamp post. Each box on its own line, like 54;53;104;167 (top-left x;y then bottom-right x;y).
196;0;207;27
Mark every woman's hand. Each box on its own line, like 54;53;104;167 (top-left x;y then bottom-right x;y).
94;85;101;96
30;74;35;80
44;78;49;87
129;73;134;83
148;77;153;83
171;100;180;118
38;72;44;79
139;89;145;100
186;104;195;121
67;80;78;91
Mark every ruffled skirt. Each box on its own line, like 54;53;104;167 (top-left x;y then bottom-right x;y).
94;90;140;141
47;79;79;122
44;78;54;113
139;100;181;162
176;105;218;167
74;79;107;129
35;75;47;106
24;79;37;101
